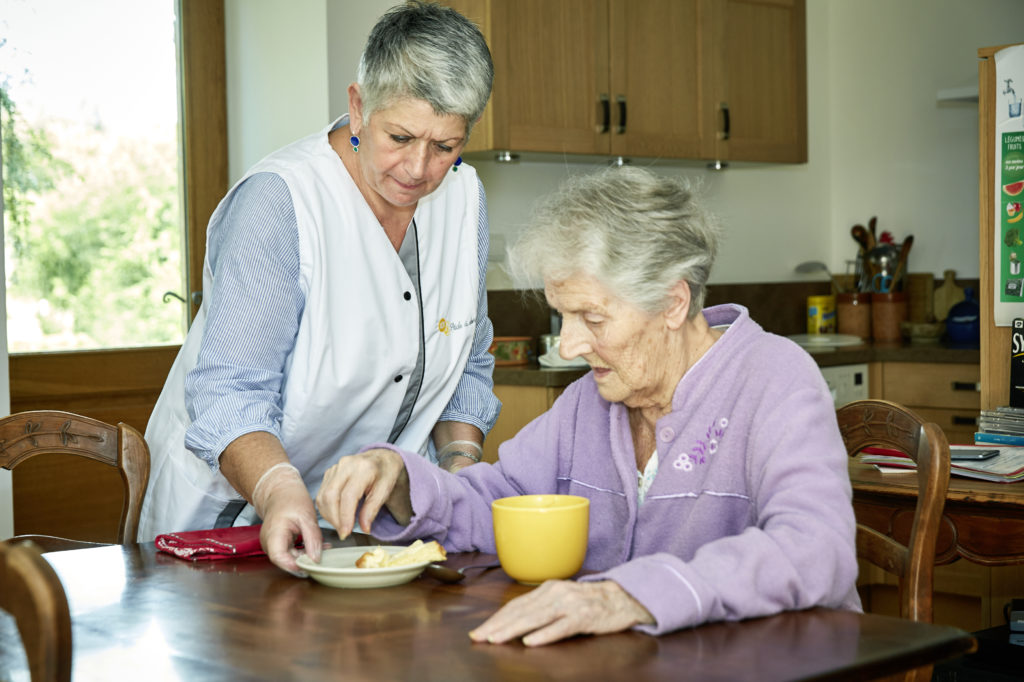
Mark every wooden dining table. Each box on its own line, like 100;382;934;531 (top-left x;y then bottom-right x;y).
0;533;976;682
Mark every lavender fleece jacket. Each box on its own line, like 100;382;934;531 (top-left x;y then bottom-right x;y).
368;304;862;635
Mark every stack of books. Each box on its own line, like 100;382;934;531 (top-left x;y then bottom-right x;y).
976;406;1024;446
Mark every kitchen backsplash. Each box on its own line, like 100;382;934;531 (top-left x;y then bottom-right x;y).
487;277;980;343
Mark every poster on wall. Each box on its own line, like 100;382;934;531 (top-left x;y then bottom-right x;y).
995;45;1024;325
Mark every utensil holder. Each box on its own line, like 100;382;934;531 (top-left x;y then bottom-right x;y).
871;292;907;343
837;292;871;340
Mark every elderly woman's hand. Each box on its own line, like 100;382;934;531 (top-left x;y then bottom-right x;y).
316;448;412;538
468;579;655;646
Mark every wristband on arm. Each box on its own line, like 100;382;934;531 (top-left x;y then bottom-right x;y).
436;439;483;466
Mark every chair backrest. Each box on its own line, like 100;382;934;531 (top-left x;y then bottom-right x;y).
836;399;951;624
0;540;72;682
0;410;150;543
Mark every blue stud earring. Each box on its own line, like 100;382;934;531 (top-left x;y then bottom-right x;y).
452;156;463;172
350;135;360;153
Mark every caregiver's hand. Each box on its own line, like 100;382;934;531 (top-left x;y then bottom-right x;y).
469;580;655;647
316;448;413;539
251;463;323;577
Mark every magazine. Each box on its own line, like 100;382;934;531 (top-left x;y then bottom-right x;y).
859;445;1024;483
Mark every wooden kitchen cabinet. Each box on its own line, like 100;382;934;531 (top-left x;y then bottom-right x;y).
444;0;806;163
870;361;980;445
482;384;565;463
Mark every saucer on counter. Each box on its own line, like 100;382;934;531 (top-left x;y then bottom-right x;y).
787;333;866;350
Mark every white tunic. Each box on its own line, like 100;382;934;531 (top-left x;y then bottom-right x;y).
138;118;480;540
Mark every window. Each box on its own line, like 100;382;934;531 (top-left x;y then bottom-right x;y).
1;0;187;352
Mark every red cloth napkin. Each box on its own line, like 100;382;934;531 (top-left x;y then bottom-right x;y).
155;524;265;561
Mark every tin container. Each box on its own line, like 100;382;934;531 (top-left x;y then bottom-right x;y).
489;336;532;366
806;295;837;335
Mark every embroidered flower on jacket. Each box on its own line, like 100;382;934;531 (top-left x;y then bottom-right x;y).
673;416;729;472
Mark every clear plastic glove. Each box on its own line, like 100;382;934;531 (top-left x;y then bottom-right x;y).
251;464;323;577
316;448;412;539
468;580;654;646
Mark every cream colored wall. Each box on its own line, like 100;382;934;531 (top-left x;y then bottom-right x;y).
224;0;331;181
224;0;1024;284
825;0;1024;286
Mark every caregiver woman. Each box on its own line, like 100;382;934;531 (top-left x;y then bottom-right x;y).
138;1;500;575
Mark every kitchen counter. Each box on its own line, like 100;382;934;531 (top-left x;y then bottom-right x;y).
493;342;979;387
806;342;979;368
493;364;588;387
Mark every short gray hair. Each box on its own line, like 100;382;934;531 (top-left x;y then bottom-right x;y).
507;167;722;318
358;2;493;134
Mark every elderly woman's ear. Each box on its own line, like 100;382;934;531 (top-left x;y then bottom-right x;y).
662;280;692;330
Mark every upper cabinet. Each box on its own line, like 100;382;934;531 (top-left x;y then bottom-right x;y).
443;0;806;163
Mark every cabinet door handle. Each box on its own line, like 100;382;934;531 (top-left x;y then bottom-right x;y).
951;381;981;392
952;415;978;426
719;102;730;141
615;96;627;134
597;94;610;134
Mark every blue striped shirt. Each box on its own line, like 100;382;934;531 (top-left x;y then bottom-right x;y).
183;171;500;465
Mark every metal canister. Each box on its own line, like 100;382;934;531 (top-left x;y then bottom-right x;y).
807;295;837;335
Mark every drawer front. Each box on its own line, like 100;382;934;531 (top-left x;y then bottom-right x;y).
908;406;979;446
881;362;980;410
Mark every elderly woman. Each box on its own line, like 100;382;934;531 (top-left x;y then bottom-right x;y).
139;1;500;576
316;167;861;644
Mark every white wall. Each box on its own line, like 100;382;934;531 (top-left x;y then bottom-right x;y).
826;0;1024;287
325;0;395;120
225;0;1024;284
224;0;331;182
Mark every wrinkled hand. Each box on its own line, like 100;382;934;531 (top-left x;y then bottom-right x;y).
252;465;323;577
469;580;654;647
316;448;412;539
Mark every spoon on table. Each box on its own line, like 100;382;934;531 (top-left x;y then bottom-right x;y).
424;560;502;584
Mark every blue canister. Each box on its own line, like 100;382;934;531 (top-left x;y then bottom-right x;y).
945;287;980;347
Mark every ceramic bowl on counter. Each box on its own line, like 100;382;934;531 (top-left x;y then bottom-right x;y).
489;336;532;365
901;320;945;345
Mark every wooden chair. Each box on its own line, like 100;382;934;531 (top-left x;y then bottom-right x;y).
0;540;72;682
837;399;952;682
0;410;150;549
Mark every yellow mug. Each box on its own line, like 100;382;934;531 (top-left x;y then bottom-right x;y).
491;494;590;585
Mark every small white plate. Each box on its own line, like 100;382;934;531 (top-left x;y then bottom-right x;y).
296;546;430;589
787;333;865;348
